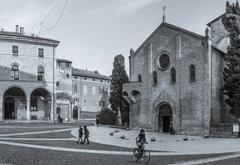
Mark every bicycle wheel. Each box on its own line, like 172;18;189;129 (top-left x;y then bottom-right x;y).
132;148;140;162
142;150;150;164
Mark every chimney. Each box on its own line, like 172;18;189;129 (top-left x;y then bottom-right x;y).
20;27;24;35
16;25;19;33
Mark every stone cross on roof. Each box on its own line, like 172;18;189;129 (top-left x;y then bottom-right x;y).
162;5;167;23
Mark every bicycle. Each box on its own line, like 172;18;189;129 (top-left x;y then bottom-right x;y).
132;141;150;164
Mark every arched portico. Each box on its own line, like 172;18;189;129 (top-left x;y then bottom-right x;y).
30;88;51;120
3;86;27;120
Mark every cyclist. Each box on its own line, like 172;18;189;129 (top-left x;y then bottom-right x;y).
136;129;148;160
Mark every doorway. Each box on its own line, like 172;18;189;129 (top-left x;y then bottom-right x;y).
73;106;78;119
4;97;15;119
163;116;171;132
158;103;172;133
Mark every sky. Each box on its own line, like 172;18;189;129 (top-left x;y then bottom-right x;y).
0;0;235;76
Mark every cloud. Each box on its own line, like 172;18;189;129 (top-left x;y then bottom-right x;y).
88;0;162;18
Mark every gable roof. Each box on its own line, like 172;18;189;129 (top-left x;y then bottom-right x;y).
212;45;226;55
133;22;204;56
207;14;224;27
72;68;110;80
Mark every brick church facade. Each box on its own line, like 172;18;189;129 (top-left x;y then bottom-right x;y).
123;14;233;136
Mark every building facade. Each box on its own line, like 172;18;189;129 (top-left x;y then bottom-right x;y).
123;16;231;136
0;25;59;122
55;59;110;120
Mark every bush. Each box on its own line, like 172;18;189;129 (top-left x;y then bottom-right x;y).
98;108;116;125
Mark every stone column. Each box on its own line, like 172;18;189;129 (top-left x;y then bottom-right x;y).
26;97;30;121
50;97;55;122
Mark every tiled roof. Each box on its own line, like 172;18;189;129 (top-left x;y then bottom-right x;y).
133;22;204;56
207;14;224;26
0;31;60;46
212;45;226;55
57;58;72;63
72;68;110;80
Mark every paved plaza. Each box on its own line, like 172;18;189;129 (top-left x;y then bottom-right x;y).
0;121;239;164
71;125;240;155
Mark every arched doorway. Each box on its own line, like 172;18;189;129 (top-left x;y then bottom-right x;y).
30;88;51;120
3;87;26;120
73;106;78;119
158;103;172;133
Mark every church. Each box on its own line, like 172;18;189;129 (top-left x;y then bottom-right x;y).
123;2;238;136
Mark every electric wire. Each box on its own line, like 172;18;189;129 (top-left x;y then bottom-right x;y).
41;0;69;31
32;0;59;32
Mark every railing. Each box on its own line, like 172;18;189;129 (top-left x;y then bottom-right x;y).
210;123;239;137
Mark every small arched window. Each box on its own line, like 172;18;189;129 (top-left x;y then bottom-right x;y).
11;64;19;80
171;67;176;84
153;71;157;86
189;65;196;82
138;74;142;82
37;66;44;81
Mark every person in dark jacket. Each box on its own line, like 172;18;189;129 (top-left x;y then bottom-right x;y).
136;129;147;159
83;126;90;144
76;126;83;144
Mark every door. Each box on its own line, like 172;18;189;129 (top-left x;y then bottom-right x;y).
4;97;15;119
163;116;170;132
73;106;78;119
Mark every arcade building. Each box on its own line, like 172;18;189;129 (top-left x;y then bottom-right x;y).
0;25;59;122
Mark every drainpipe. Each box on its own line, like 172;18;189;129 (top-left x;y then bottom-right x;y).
80;77;83;119
52;46;56;123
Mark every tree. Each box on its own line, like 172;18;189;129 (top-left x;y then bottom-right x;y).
222;1;240;117
109;55;129;125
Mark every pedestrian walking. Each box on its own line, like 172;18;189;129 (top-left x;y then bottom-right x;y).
76;126;83;144
96;115;100;126
83;126;90;144
58;114;61;123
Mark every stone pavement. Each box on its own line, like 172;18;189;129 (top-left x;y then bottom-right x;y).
71;125;240;155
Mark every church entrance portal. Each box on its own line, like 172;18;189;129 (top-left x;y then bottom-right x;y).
158;103;172;133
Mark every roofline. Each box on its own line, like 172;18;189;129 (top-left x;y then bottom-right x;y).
72;73;111;81
207;14;224;27
132;22;204;56
0;32;60;47
56;58;72;63
212;45;226;55
72;68;111;80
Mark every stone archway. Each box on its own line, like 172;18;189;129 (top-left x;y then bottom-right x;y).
157;103;173;133
3;87;27;120
73;106;78;119
30;88;51;120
